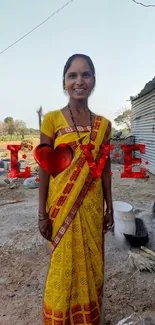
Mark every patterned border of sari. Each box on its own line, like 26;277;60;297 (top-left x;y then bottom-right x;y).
55;126;91;139
50;117;111;254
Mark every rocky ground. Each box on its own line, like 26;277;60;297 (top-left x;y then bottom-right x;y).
0;164;155;325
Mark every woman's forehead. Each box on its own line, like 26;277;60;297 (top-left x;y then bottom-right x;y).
67;57;91;73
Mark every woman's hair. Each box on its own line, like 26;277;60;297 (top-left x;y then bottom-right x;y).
63;54;96;89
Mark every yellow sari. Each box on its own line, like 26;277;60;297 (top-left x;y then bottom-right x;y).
41;110;111;325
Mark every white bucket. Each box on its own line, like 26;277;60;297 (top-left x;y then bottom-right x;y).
113;201;136;246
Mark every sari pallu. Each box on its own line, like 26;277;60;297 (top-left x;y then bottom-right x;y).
43;115;111;325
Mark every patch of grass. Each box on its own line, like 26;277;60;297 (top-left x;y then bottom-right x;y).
0;135;39;141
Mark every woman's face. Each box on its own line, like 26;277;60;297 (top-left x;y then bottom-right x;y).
64;57;95;101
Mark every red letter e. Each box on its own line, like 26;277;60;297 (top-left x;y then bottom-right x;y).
121;144;146;179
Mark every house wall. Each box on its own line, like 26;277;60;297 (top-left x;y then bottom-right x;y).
131;89;155;175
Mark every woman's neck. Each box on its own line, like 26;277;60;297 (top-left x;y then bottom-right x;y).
68;99;89;114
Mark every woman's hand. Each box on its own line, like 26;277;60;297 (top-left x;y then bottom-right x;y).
104;210;114;233
38;213;52;241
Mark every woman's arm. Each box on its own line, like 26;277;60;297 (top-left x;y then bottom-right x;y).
102;156;113;212
102;149;114;233
38;132;52;214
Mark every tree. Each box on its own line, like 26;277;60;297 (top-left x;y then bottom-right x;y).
37;106;42;130
0;121;5;136
112;127;119;134
5;120;16;137
114;108;131;132
4;117;15;137
28;128;36;134
4;116;13;124
15;120;27;139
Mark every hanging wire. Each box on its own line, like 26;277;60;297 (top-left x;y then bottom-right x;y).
131;0;155;7
0;0;74;56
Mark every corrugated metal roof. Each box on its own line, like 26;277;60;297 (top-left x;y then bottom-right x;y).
131;76;155;101
131;91;155;175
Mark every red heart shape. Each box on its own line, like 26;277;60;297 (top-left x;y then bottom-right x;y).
34;144;74;177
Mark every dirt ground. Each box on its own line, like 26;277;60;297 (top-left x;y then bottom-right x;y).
0;163;155;325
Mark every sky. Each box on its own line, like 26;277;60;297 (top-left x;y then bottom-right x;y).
1;0;155;129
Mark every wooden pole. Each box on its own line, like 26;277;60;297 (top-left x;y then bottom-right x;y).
37;106;43;130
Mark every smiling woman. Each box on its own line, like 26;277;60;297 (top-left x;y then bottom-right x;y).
63;54;96;101
39;53;113;325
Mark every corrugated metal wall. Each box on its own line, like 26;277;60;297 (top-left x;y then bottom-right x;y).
131;89;155;175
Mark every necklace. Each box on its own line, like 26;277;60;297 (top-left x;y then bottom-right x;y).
68;104;93;144
68;104;109;179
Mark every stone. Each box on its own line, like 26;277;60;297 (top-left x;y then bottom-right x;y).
0;180;7;188
0;278;8;285
23;177;39;189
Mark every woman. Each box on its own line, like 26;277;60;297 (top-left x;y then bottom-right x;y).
39;54;113;325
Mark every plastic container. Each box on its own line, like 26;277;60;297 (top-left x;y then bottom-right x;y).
2;159;10;172
0;168;4;176
124;218;148;247
113;201;136;246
